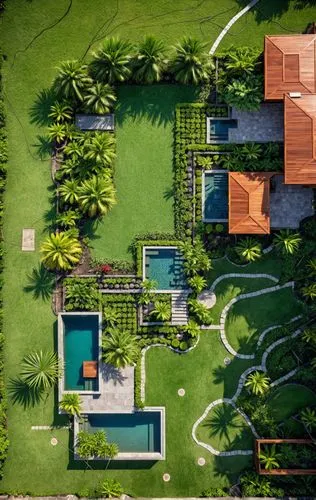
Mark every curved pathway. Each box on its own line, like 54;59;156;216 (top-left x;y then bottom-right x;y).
209;0;261;55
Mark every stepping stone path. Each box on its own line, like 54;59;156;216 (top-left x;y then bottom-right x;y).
50;438;58;446
163;473;170;482
178;388;185;397
198;457;206;466
22;228;35;251
197;291;216;308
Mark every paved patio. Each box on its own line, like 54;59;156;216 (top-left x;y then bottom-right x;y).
81;364;135;413
229;102;284;143
270;175;314;229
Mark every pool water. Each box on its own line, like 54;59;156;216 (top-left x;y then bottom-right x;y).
145;247;187;290
63;315;99;391
204;172;228;221
82;412;161;453
208;119;237;142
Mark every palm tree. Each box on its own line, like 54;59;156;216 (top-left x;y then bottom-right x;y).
245;371;270;396
59;393;82;416
21;350;61;391
300;407;316;432
56;210;80;229
138;278;157;305
78;175;116;217
185;319;200;338
188;275;207;294
302;328;316;345
273;229;301;255
103;309;118;328
241;142;262;160
235;237;262;262
84;132;116;165
63;140;84;160
133;35;167;83
307;258;316;277
150;300;171;321
49;101;72;123
84;83;116;114
102;329;139;368
100;478;123;498
302;283;316;301
40;231;82;271
48;123;67;145
225;47;258;75
54;60;92;101
170;37;214;85
90;37;132;83
106;442;119;459
196;155;213;168
59;179;80;205
259;444;281;471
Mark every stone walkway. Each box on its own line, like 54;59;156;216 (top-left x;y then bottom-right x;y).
270;175;314;229
229;103;284;143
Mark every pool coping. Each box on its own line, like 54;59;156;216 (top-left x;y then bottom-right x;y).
202;169;229;223
58;312;103;398
73;406;166;461
143;245;187;293
206;116;234;144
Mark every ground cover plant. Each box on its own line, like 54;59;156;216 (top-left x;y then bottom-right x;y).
1;0;316;495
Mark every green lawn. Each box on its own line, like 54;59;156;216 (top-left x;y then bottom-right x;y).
86;84;198;261
195;403;254;452
1;0;315;495
226;287;304;355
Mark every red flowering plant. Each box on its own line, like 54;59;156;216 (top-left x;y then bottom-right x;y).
99;264;112;274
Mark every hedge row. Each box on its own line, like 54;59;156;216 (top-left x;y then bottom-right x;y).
173;104;228;237
0;51;9;476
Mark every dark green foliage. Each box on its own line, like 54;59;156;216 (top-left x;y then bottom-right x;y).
103;294;137;334
240;471;284;497
201;487;228;497
64;277;101;311
0;51;8;475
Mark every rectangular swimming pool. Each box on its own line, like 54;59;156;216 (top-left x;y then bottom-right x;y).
60;313;101;392
206;118;237;143
82;412;162;453
144;246;187;290
203;170;228;221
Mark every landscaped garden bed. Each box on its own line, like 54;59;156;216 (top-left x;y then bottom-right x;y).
255;439;316;475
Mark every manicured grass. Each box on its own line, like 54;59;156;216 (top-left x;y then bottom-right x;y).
210;276;276;324
196;403;254;452
145;333;254;494
220;0;316;51
1;0;315;495
268;384;316;422
86;85;198;261
226;287;304;355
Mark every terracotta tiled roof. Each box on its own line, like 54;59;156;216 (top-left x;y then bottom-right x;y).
229;172;275;234
264;34;316;100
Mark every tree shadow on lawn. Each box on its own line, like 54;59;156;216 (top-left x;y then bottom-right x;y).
235;0;315;22
202;404;242;445
8;376;44;408
115;84;199;128
32;134;53;160
29;87;56;127
24;264;55;301
211;353;253;399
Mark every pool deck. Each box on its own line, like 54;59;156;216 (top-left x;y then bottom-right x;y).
81;364;135;413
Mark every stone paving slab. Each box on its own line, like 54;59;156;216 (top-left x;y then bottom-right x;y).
22;228;35;251
229;102;284;143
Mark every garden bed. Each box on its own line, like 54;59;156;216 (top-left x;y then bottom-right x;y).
255;439;316;475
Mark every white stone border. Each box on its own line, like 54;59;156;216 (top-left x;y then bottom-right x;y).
209;0;261;55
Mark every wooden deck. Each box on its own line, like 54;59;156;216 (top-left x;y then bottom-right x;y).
284;94;316;185
229;172;275;234
83;361;98;378
264;34;316;101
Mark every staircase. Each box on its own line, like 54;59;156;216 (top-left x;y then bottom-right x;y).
171;291;189;326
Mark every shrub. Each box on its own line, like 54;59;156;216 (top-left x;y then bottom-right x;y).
171;339;180;349
215;223;224;233
220;74;263;111
201;487;227;497
179;341;188;351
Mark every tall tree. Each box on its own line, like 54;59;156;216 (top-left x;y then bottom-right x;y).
245;371;270;396
90;37;132;83
273;229;302;255
59;393;82;416
84;83;116;114
78;175;116;217
235;237;262;262
170;37;214;85
84;132;116;165
54;60;92;101
21;350;61;391
102;329;139;368
40;231;82;271
133;35;167;83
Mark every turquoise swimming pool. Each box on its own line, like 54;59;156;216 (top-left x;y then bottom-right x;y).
207;118;237;142
82;412;162;453
144;247;187;290
63;314;99;391
203;171;228;221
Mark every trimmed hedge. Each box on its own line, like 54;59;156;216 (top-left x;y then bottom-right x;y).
0;49;9;476
174;104;228;237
